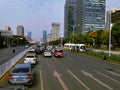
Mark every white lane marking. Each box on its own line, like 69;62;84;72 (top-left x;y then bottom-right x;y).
107;70;120;77
0;56;8;60
67;70;90;90
54;71;68;90
40;70;44;90
94;70;120;84
82;70;113;90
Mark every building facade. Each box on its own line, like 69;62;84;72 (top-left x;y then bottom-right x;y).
105;8;120;30
43;30;47;44
64;0;77;37
27;31;32;41
4;26;11;31
64;0;106;37
111;8;120;23
76;0;106;33
0;30;13;47
47;34;52;42
17;25;24;36
51;23;60;41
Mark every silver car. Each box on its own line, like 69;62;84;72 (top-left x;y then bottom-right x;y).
8;64;33;86
43;50;52;57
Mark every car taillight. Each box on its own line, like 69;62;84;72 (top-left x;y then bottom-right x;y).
28;74;33;78
8;74;12;79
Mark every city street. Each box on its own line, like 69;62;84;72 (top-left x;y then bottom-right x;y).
0;46;28;65
0;50;120;90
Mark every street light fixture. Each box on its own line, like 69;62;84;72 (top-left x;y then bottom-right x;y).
108;9;111;57
100;3;111;57
105;6;112;57
68;24;80;43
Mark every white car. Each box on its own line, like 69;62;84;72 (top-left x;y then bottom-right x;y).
27;49;35;54
43;50;52;57
24;53;37;65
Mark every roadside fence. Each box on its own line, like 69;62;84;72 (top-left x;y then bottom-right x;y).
0;48;29;79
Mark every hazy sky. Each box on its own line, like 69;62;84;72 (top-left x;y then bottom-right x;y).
0;0;120;41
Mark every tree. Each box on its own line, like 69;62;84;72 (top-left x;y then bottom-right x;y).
111;21;120;47
101;30;109;45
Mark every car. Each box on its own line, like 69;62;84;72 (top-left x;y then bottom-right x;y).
8;64;33;86
43;50;52;57
25;45;29;48
24;53;37;65
27;49;35;54
35;47;45;54
54;49;63;57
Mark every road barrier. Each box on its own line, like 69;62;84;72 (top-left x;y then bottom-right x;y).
0;48;29;79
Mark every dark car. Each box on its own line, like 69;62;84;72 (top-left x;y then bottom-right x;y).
35;47;45;54
8;64;33;86
54;49;63;57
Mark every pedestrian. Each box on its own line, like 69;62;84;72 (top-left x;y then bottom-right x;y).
103;53;106;60
12;48;15;53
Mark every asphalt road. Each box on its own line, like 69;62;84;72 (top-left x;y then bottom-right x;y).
0;50;120;90
0;46;28;65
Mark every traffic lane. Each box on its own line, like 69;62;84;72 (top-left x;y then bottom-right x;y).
61;51;120;89
22;54;67;90
63;50;120;76
38;55;101;90
64;50;120;81
0;46;28;64
0;51;120;90
0;54;42;90
38;55;83;90
34;53;120;90
0;46;28;57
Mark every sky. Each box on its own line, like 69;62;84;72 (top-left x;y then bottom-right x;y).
0;0;120;41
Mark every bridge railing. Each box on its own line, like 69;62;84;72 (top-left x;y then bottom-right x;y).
0;48;29;79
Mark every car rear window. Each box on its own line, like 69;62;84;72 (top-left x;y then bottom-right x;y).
26;56;34;58
13;68;29;73
55;50;63;52
28;51;35;53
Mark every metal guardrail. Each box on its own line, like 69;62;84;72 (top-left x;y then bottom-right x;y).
0;48;29;79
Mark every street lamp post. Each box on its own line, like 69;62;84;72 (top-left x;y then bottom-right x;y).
68;24;80;43
108;10;111;57
100;3;111;57
105;6;112;57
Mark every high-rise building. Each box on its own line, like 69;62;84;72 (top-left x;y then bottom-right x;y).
77;0;106;33
64;0;106;37
17;25;24;36
43;30;47;44
47;34;52;42
64;0;77;37
27;31;32;40
4;26;11;31
51;23;60;41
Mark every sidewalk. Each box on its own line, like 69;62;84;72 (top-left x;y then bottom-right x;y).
88;48;120;56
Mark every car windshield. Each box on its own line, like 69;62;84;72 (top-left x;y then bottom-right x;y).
13;68;29;73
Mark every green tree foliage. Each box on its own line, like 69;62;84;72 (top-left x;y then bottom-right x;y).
101;30;109;45
111;21;120;47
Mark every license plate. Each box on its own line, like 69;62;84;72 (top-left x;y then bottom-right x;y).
16;77;23;81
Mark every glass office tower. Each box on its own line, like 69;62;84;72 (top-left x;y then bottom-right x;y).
64;0;77;37
77;0;106;33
